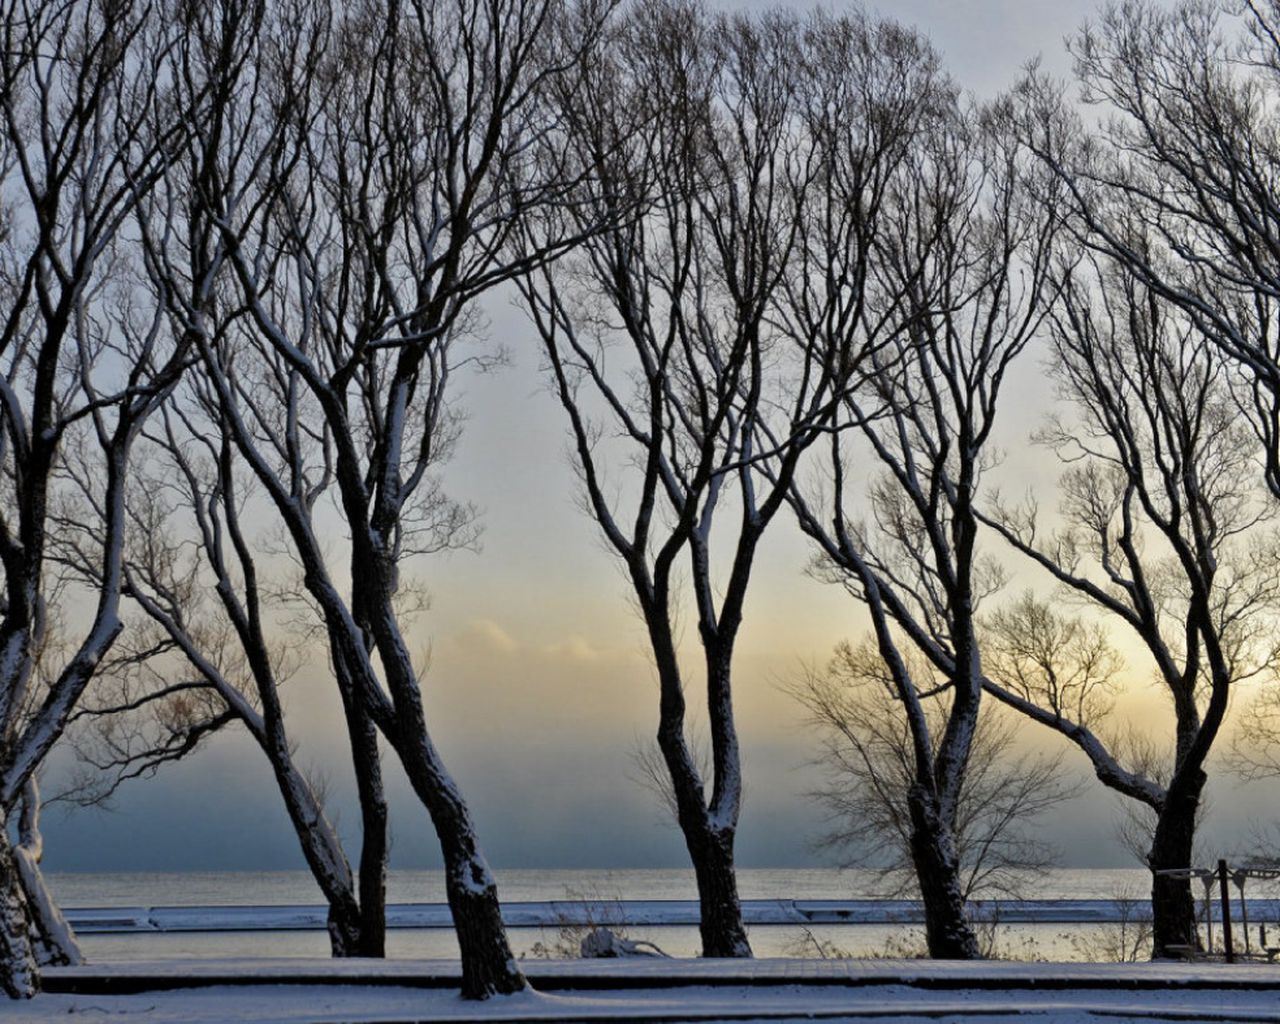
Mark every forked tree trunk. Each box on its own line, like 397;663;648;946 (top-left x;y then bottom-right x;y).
280;542;522;993
661;756;753;957
653;634;753;958
688;826;751;957
1149;771;1205;958
907;785;981;959
0;826;38;999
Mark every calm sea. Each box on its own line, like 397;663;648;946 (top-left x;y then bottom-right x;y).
45;867;1168;961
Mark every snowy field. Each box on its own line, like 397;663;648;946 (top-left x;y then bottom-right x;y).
20;958;1280;1023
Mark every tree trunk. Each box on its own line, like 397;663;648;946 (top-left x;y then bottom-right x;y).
350;705;388;958
1149;771;1204;959
19;869;79;968
14;780;81;967
661;761;753;957
14;798;81;966
907;785;981;959
0;826;38;999
652;623;752;959
688;826;751;957
324;902;363;958
322;553;523;993
441;847;524;998
262;744;364;959
378;701;524;996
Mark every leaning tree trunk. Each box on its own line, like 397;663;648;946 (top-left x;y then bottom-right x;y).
907;785;981;959
347;702;388;958
378;698;525;997
276;791;362;959
687;824;751;957
440;841;523;997
14;781;81;966
1149;771;1205;959
259;725;365;958
0;823;39;999
351;708;520;993
288;546;525;993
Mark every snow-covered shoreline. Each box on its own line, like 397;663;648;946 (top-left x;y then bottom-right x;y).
60;897;1273;933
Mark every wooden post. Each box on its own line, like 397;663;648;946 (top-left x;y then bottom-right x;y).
1238;872;1251;956
1202;874;1214;954
1218;859;1235;963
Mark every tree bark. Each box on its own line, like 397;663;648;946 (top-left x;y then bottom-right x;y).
14;782;81;967
655;647;752;962
275;783;362;959
907;785;981;959
1149;770;1205;958
323;902;363;959
0;825;38;999
348;704;387;958
343;544;525;993
688;826;751;957
441;846;524;998
373;730;520;993
235;588;372;958
257;734;364;959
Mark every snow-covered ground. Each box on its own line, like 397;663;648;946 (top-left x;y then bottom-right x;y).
20;979;1280;1022
18;958;1280;1023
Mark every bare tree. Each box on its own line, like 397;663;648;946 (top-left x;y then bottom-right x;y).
784;94;1065;958
134;0;615;998
1009;2;1280;508
516;0;945;957
49;373;445;957
1231;683;1280;782
979;256;1280;956
0;0;197;998
791;637;1078;904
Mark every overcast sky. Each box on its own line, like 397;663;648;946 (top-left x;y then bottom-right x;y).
45;0;1267;882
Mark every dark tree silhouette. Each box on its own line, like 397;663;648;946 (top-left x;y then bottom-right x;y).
784;95;1066;958
517;0;945;957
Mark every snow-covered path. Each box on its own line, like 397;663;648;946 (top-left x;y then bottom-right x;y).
18;980;1280;1023
38;955;1280;990
12;957;1280;1022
